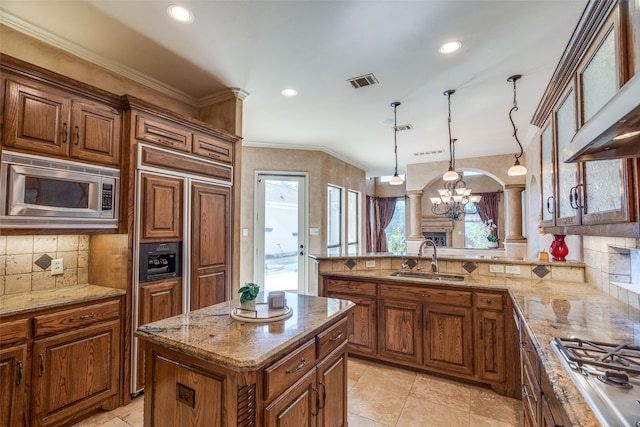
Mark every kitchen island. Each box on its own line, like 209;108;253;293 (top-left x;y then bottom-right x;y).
135;292;354;427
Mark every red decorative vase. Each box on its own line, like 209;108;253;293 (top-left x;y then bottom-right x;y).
550;234;569;261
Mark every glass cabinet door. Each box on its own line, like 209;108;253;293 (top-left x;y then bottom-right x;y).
554;86;580;226
579;19;630;224
540;123;555;225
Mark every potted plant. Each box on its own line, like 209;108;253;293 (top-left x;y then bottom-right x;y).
238;282;260;310
484;219;499;248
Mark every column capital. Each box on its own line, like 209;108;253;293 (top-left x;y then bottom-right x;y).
504;183;526;191
406;190;424;197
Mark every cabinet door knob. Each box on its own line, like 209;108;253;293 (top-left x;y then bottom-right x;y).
75;126;80;145
16;361;23;386
318;381;326;409
38;354;45;377
63;123;68;143
329;331;344;342
521;383;534;398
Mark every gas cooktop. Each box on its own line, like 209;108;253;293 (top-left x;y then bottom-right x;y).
552;337;640;427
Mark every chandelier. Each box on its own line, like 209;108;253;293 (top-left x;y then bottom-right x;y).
430;171;482;221
429;89;481;221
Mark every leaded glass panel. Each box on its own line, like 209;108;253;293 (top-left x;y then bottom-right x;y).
582;28;617;122
541;125;554;222
556;89;578;220
585;159;623;213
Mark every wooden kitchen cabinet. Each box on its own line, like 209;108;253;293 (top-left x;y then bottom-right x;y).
139;173;183;242
190;182;231;310
322;275;518;398
0;296;123;427
0;318;29;427
325;279;377;356
136;277;183;389
474;292;506;383
2;76;121;166
264;368;317;427
378;299;422;364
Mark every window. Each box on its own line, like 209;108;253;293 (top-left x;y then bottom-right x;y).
327;185;343;255
385;198;405;253
464;208;488;249
347;190;360;254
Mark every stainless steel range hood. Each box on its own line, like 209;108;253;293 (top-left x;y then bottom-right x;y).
563;72;640;162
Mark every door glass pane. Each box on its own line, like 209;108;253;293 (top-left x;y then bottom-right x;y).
347;190;359;254
328;186;342;255
582;28;617;122
556;89;578;219
264;179;299;292
585;159;623;213
541;125;554;222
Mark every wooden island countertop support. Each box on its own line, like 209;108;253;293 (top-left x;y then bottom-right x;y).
135;293;354;427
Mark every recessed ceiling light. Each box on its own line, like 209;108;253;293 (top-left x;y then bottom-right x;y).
439;41;462;54
167;5;194;23
281;88;298;97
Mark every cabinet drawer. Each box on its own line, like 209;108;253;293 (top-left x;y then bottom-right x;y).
474;292;505;311
0;318;29;345
326;279;376;297
33;299;121;338
192;134;234;164
136;115;191;152
380;284;471;307
316;317;348;360
264;338;317;400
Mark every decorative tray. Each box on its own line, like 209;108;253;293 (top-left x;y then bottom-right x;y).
230;303;293;323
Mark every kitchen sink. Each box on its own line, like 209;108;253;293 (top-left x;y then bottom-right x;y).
390;271;465;281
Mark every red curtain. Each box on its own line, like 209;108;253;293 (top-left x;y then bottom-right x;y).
366;196;397;253
476;192;500;236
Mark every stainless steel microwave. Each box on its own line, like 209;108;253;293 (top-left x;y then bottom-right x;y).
0;151;120;229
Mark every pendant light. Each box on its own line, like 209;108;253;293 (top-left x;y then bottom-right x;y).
443;90;460;181
389;101;404;185
507;74;527;176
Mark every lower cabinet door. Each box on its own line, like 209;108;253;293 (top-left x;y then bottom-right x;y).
424;304;473;375
264;369;317;427
0;344;28;427
31;321;120;427
328;292;376;356
317;347;347;427
378;299;422;364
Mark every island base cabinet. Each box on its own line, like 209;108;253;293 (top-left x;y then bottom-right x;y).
31;320;120;427
316;345;348;427
147;356;224;427
327;292;376;356
264;369;317;427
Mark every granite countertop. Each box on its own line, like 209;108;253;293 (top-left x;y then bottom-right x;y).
0;285;126;317
309;252;585;267
135;292;355;371
320;269;637;427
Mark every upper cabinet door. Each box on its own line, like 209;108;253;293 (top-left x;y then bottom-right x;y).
140;173;184;242
540;122;555;226
578;9;631;225
554;84;580;226
70;99;121;166
3;79;71;157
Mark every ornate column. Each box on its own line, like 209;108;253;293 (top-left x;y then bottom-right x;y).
407;190;424;239
504;184;526;243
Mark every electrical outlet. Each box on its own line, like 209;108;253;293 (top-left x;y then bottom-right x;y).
365;260;376;268
51;258;64;275
489;264;504;273
505;265;521;275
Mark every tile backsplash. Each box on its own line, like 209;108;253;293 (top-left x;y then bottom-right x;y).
0;235;89;296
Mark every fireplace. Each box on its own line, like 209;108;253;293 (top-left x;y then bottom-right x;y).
422;232;446;247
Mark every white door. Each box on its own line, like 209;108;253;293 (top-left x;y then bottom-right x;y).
255;173;308;293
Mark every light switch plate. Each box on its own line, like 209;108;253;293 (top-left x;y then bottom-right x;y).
506;265;521;275
51;258;64;275
489;264;504;273
365;260;376;268
310;227;319;235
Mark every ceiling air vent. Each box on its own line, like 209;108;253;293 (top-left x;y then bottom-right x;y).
412;149;445;157
395;124;413;132
347;73;378;89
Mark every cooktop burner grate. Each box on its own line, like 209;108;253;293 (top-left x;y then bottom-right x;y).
553;337;640;375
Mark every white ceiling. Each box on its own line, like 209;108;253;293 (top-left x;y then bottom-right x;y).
0;0;588;177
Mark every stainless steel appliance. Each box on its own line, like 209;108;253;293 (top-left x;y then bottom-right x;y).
138;242;182;283
0;150;119;228
551;337;640;426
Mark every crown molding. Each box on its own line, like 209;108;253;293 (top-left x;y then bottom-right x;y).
1;11;247;109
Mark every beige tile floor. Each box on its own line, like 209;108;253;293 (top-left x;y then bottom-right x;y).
73;358;522;427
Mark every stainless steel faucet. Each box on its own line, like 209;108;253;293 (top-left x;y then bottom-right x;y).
418;239;438;273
